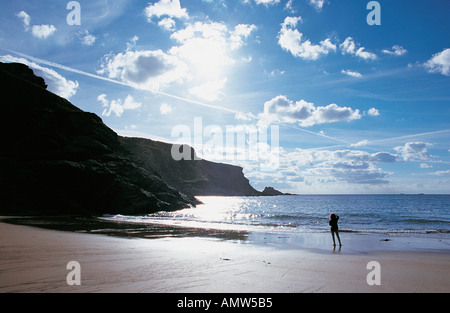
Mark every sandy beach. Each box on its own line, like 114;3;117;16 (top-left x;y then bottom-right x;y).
0;217;449;293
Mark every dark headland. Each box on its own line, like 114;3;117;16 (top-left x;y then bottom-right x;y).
0;62;289;216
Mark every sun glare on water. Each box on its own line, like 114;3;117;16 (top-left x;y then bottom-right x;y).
145;196;261;232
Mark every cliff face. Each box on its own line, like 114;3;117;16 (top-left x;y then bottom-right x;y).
120;137;261;197
0;62;197;216
0;62;264;216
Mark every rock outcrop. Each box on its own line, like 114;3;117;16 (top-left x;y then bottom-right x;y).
261;187;284;196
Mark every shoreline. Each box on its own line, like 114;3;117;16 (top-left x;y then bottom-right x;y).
3;216;449;255
1;217;449;293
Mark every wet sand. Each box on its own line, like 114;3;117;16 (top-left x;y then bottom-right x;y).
0;217;449;293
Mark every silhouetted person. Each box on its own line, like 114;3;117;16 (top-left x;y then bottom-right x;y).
329;213;342;246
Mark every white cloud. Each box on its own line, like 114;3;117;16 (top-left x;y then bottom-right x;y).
434;170;450;176
285;0;296;13
144;0;188;21
340;37;377;61
306;103;362;126
98;49;189;91
259;95;361;127
424;48;450;76
253;0;281;6
281;148;396;186
160;103;173;115
340;37;356;54
31;24;57;39
79;30;96;46
123;95;142;110
98;94;142;117
382;45;407;56
171;20;226;43
158;17;176;31
394;142;432;161
230;24;258;50
16;11;56;39
351;140;369;147
235;112;255;121
309;0;326;11
16;11;31;30
367;108;380;116
239;145;398;190
170;20;257;53
126;35;139;50
341;69;362;78
278;16;336;60
0;55;78;99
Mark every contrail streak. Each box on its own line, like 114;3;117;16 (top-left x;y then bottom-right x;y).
369;129;450;144
2;49;240;114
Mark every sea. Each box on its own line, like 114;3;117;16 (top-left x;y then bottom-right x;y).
101;194;450;240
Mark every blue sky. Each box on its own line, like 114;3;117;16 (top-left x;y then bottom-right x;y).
1;0;449;194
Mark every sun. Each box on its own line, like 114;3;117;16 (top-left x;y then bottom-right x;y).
167;21;241;101
171;36;233;81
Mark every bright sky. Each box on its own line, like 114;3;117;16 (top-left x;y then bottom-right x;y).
1;0;449;194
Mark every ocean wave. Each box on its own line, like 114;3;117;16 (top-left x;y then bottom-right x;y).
99;214;450;237
340;228;450;235
399;218;450;225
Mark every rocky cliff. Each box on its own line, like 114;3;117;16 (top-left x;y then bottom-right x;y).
0;62;272;216
120;137;261;197
0;62;197;215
